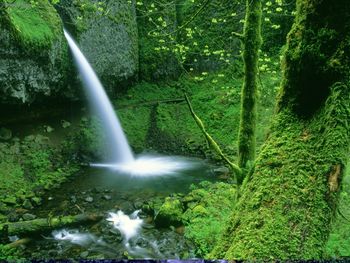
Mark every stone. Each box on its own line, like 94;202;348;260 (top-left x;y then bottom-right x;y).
22;213;37;221
0;202;9;213
31;197;42;206
80;251;89;258
22;199;34;210
56;0;138;95
102;195;112;200
7;212;19;222
70;195;77;203
3;197;17;206
0;2;70;105
154;197;184;228
213;166;230;177
85;197;94;203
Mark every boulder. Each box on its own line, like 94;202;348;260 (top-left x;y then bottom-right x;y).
56;0;139;95
0;1;70;104
154;197;184;228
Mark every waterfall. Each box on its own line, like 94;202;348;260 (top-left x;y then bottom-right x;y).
64;29;134;164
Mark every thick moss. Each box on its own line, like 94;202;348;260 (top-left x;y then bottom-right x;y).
211;0;350;259
4;0;62;50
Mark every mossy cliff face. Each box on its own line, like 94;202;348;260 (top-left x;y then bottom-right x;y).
0;0;70;104
56;0;138;94
211;0;350;259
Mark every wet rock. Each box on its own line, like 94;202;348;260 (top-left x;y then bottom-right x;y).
22;213;36;221
15;208;29;215
3;196;17;206
80;251;89;258
154;197;184;228
0;202;9;213
175;225;185;235
22;199;34;210
0;127;12;141
213;166;230;178
85;197;94;203
31;197;42;206
102;195;112;201
0;3;70;105
7;212;20;222
93;187;103;194
48;250;58;257
70;195;77;203
133;200;144;210
57;0;138;94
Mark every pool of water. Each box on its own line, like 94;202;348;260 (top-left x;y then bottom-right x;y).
21;158;217;259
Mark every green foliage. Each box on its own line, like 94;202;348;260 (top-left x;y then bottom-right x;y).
4;0;62;50
183;181;237;257
0;244;22;261
0;134;78;211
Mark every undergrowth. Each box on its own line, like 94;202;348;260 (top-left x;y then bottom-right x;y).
182;181;237;257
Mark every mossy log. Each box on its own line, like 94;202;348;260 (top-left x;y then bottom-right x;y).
211;0;350;259
184;93;242;179
0;214;103;237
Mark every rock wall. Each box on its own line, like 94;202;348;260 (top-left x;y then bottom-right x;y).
56;0;139;95
0;0;139;105
0;0;70;104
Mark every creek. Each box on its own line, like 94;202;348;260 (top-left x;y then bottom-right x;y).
20;162;217;259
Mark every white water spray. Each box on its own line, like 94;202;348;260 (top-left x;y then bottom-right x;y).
64;30;134;163
107;210;143;242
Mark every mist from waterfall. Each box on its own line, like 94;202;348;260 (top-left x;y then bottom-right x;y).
64;29;134;164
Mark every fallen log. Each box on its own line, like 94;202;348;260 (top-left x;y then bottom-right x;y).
0;213;103;237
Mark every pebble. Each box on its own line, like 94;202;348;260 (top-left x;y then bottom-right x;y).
22;213;36;221
80;251;89;258
70;195;77;203
102;195;111;200
85;197;94;203
23;199;34;210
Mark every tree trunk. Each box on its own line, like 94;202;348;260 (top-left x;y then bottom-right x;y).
237;0;262;179
212;0;350;259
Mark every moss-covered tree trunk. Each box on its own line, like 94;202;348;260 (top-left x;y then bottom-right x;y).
237;0;262;178
212;0;350;259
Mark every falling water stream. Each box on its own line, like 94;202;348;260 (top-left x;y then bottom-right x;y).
64;30;134;164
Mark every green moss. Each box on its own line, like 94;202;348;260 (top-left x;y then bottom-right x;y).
0;135;78;213
183;182;237;257
212;82;350;259
155;196;184;228
325;170;350;258
4;0;63;50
